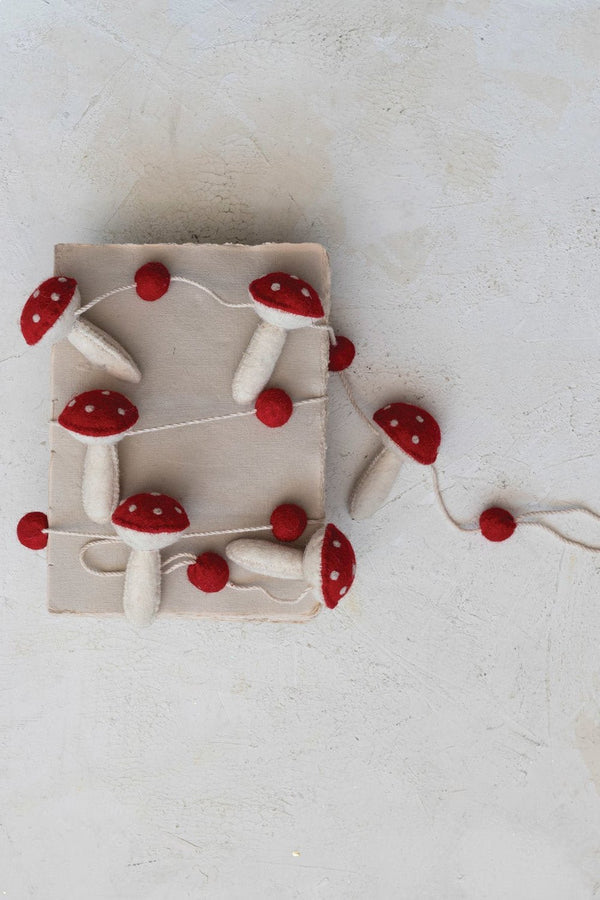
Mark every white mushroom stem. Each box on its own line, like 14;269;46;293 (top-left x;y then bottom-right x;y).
82;444;119;524
226;528;324;583
68;318;141;384
122;550;161;627
232;321;287;404
350;446;403;521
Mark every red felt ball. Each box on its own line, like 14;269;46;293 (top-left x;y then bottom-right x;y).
187;552;230;593
17;511;49;550
135;261;171;301
270;503;308;542
255;388;293;427
479;507;517;542
328;335;355;372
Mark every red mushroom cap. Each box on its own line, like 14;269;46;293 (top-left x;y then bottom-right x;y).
20;276;78;345
112;493;189;535
319;524;356;609
17;511;49;550
328;335;356;372
249;272;324;320
373;402;441;465
480;507;517;542
255;388;293;427
270;503;308;542
135;262;171;301
187;552;229;593
58;389;138;440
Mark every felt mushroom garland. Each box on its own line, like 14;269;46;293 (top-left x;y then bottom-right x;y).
20;277;141;383
226;523;356;610
350;401;441;521
58;390;139;524
232;272;325;405
112;492;190;626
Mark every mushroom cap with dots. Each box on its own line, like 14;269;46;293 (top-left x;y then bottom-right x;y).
112;492;190;551
249;272;324;329
58;389;139;445
304;523;356;609
20;276;79;346
373;402;441;465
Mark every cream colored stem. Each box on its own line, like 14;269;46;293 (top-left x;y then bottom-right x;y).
350;446;403;521
68;318;141;383
226;539;304;579
232;320;287;404
123;549;161;627
82;443;119;524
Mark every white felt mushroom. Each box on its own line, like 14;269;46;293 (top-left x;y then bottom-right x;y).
20;276;141;382
112;493;190;626
350;402;441;521
58;389;139;524
226;523;356;609
232;272;325;405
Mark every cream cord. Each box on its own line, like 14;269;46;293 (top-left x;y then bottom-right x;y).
124;397;325;437
75;276;254;318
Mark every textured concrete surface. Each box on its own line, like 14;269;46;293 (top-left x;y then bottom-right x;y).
2;1;600;897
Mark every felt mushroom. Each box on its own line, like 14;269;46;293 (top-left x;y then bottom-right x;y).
226;523;355;609
232;272;325;405
20;276;141;383
350;402;441;521
58;390;139;524
112;492;190;626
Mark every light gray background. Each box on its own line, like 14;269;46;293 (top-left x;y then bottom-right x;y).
2;1;600;898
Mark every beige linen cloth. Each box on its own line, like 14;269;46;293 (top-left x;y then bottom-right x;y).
48;243;330;621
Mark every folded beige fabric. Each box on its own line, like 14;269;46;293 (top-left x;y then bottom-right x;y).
48;242;330;621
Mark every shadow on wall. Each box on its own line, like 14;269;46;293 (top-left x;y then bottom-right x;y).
95;152;344;248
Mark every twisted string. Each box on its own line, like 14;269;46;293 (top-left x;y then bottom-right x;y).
75;275;259;318
78;541;314;603
123;397;326;438
170;276;253;308
74;284;136;317
430;466;479;533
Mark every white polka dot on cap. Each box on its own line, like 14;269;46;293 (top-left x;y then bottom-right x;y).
271;282;281;291
153;508;163;515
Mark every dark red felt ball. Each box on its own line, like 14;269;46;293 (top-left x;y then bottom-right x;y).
270;503;308;542
17;511;49;550
328;335;355;372
135;262;171;301
187;552;229;593
479;507;517;542
255;388;293;427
